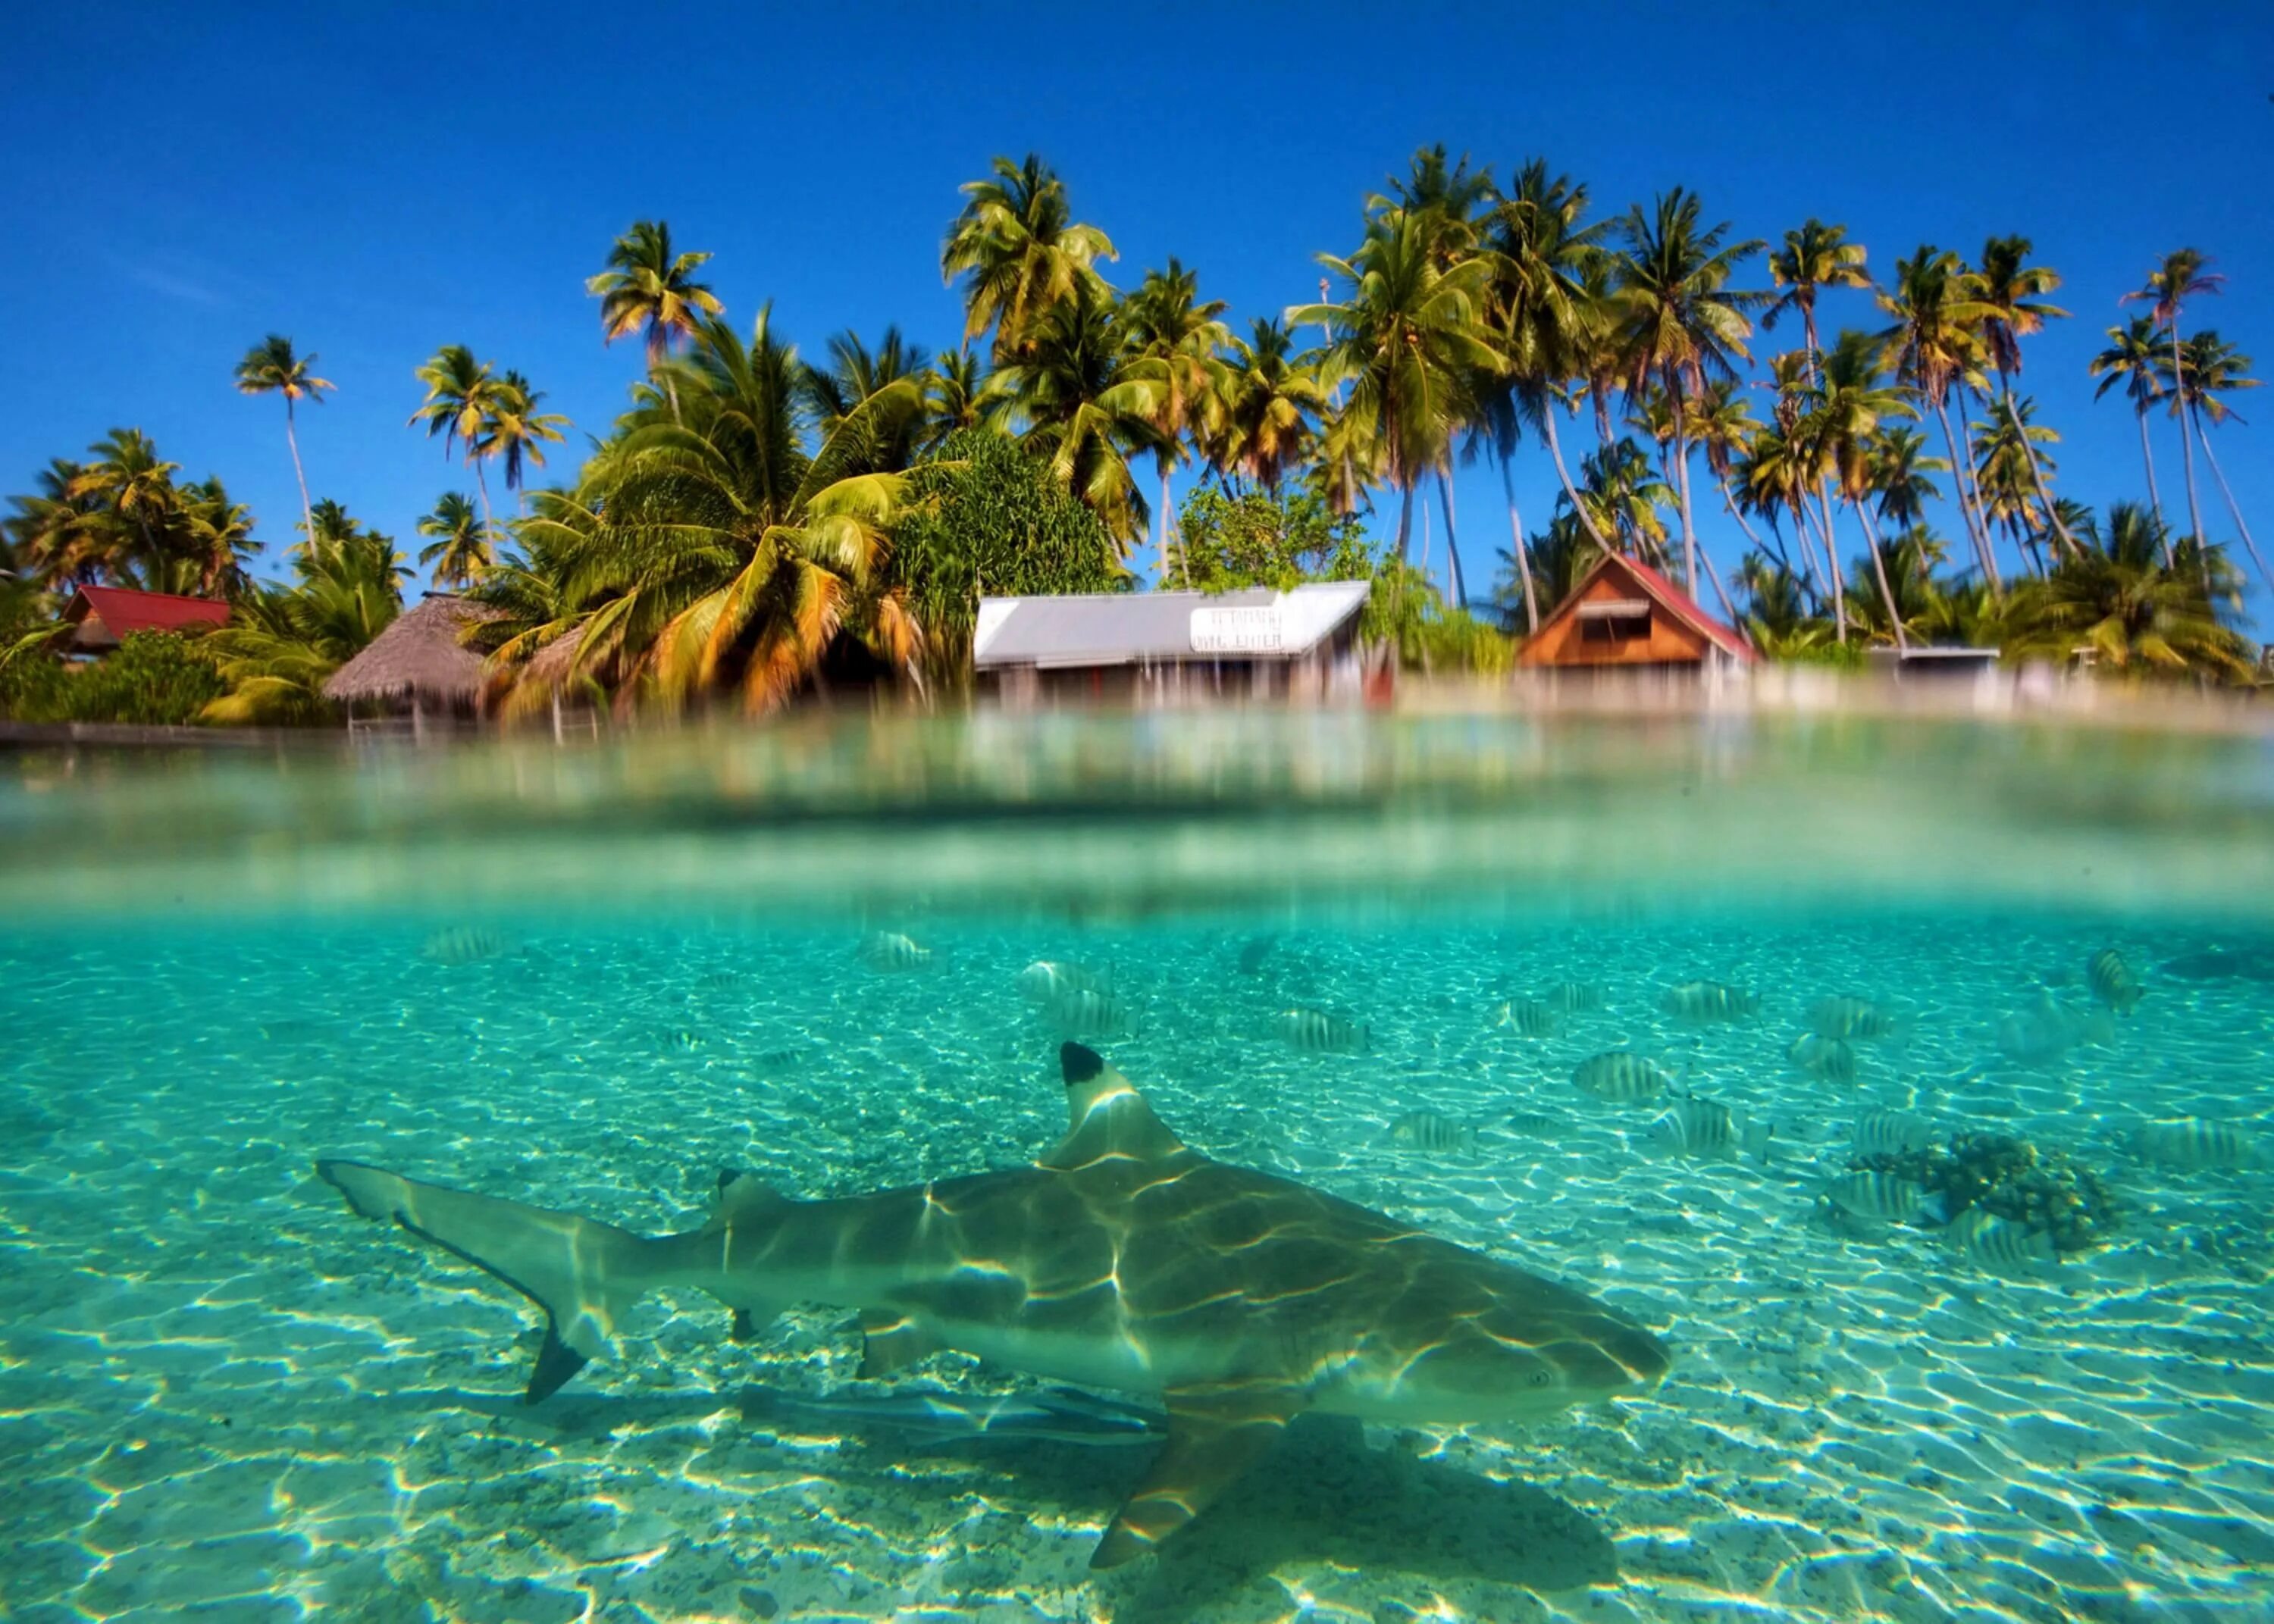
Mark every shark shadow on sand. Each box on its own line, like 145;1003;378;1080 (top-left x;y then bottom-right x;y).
407;1380;1618;1617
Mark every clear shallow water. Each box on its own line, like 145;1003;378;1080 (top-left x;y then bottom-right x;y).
3;712;2272;1623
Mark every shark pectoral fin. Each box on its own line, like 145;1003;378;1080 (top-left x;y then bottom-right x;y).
856;1308;936;1378
315;1159;656;1406
1091;1379;1304;1569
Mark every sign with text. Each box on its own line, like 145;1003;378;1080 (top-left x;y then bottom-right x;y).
1189;605;1287;654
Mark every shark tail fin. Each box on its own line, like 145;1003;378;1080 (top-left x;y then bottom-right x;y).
318;1159;658;1404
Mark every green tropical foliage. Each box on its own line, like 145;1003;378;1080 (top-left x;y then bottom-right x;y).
5;152;2267;717
2003;502;2250;679
1168;482;1373;593
891;429;1127;680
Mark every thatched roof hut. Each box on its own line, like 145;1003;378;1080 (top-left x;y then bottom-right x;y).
324;595;502;715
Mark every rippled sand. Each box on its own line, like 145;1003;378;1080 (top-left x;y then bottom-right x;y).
2;917;2269;1622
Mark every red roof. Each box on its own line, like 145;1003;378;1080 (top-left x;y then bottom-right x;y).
66;585;231;644
1591;554;1756;662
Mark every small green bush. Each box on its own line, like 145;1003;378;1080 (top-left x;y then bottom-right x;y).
4;631;230;725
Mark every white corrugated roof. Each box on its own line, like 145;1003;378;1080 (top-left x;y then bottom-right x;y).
972;581;1370;669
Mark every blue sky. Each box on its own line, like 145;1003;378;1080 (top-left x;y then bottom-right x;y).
5;2;2269;615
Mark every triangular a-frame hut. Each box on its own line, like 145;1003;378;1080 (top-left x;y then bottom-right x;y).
1517;554;1755;671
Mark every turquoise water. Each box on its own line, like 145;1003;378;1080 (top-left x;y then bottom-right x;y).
3;712;2272;1622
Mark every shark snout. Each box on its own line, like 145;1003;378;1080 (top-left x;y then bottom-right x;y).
1549;1316;1674;1400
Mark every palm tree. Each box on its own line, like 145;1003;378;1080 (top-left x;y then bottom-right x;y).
491;308;925;713
1209;318;1329;496
1609;189;1767;593
1868;427;1947;534
1288;209;1499;565
921;351;987;456
203;536;405;723
418;493;493;588
1567;438;1676;568
1876;246;2000;592
6;459;105;585
984;280;1160;549
409;346;506;533
2165;330;2268;599
1763;221;1868;383
2123;249;2224;546
1476;158;1610;626
1970;395;2063;572
2004;499;2249;680
1811;330;1916;647
1122;260;1231;584
487;371;569;513
2089;315;2173;538
233;336;334;550
802;327;933;476
175;477;257;599
941;154;1117;362
1969;236;2073;555
588;221;724;424
67;429;181;568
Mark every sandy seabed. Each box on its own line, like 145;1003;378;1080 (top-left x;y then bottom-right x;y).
2;915;2269;1624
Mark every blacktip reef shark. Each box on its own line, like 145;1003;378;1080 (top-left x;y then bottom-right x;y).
318;1043;1672;1568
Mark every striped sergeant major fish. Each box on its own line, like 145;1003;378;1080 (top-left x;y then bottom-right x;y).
1388;1112;1478;1154
1852;1108;1934;1159
1646;1096;1772;1162
2131;1116;2266;1171
1275;1009;1368;1056
1822;1171;1941;1223
1944;1209;2056;1269
1043;987;1136;1040
1017;960;1113;1006
1545;982;1603;1014
2087;950;2143;1015
1495;999;1560;1038
1571;1052;1670;1103
315;1042;1671;1570
1809;997;1900;1041
421;926;509;966
1787;1033;1859;1086
1662;981;1759;1022
859;932;933;972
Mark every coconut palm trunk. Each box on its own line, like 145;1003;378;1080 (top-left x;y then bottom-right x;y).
1856;500;1908;652
2135;405;2171;562
1668;402;1700;594
471;459;495;539
1158;465;1175;586
1542;408;1613;554
1718;477;1780;570
1812;484;1848;642
1437;470;1466;607
1395;479;1417;563
283;399;315;553
2192;411;2272;601
1499;453;1539;631
2173;322;2204;544
1999;377;2075;560
1696;545;1741;631
1931;399;2000;593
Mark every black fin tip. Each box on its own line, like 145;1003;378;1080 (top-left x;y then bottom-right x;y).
1060;1042;1104;1085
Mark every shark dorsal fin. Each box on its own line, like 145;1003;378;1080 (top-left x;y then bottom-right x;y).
1041;1043;1191;1171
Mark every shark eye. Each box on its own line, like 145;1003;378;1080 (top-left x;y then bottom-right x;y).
1527;1370;1552;1388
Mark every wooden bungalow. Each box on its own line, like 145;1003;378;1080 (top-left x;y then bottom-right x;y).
1517;555;1755;674
323;594;500;736
61;585;229;652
